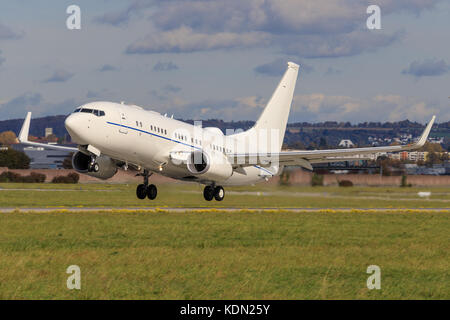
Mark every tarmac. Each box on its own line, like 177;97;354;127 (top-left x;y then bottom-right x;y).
1;207;449;213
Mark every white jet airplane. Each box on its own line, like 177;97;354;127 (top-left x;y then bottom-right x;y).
18;62;435;201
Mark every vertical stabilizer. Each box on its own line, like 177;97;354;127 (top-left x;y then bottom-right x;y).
253;62;299;151
19;112;32;143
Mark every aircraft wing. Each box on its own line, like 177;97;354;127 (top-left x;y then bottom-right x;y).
229;116;436;171
18;112;79;152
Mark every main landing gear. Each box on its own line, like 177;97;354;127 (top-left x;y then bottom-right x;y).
136;170;157;200
203;185;225;201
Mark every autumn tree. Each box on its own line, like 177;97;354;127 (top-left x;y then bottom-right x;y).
0;131;18;146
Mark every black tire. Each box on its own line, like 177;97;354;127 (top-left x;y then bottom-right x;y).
147;184;157;200
214;186;225;201
203;186;214;201
136;184;147;200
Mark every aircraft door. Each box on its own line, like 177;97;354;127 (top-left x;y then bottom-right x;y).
119;112;128;134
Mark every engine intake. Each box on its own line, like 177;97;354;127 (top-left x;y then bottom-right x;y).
72;151;118;180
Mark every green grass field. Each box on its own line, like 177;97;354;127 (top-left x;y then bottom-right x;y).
0;182;449;208
0;183;448;299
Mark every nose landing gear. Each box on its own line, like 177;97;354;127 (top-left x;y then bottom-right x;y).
203;185;225;201
88;157;99;173
136;170;157;200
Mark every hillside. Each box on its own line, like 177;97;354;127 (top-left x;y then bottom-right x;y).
0;115;448;149
0;115;69;138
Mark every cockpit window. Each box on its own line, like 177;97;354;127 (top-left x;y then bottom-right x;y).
75;108;106;117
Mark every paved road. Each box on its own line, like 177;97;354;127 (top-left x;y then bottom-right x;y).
0;207;449;213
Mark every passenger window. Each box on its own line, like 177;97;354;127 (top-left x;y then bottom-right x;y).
99;111;105;116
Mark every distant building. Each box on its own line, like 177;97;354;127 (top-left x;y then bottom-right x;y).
45;128;53;138
428;137;444;144
338;139;354;148
406;151;428;162
390;153;401;160
405;163;449;175
12;144;72;169
386;151;428;162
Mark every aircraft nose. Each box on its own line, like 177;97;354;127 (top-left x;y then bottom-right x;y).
65;113;84;136
65;114;77;133
65;114;87;144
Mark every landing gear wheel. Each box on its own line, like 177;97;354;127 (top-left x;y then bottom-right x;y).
147;184;157;200
136;184;147;200
214;186;225;201
203;186;214;201
88;160;99;173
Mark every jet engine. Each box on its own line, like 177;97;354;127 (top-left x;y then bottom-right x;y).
72;151;118;180
186;151;233;181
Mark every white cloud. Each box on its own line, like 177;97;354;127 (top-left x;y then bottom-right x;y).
43;70;75;83
0;92;78;119
126;26;270;54
117;0;440;57
402;59;450;77
0;22;22;39
153;61;179;72
144;92;445;123
292;94;442;123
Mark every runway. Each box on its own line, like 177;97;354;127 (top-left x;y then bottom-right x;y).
1;207;449;213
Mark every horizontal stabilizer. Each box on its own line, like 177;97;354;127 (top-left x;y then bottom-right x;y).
17;112;78;152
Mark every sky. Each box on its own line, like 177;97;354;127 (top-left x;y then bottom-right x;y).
0;0;449;124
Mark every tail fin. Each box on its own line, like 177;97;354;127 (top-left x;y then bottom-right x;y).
253;62;299;151
19;112;32;143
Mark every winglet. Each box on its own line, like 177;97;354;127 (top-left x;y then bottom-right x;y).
415;115;436;148
18;112;32;143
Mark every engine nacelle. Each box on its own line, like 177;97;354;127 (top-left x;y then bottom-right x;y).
72;151;118;180
187;151;233;181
